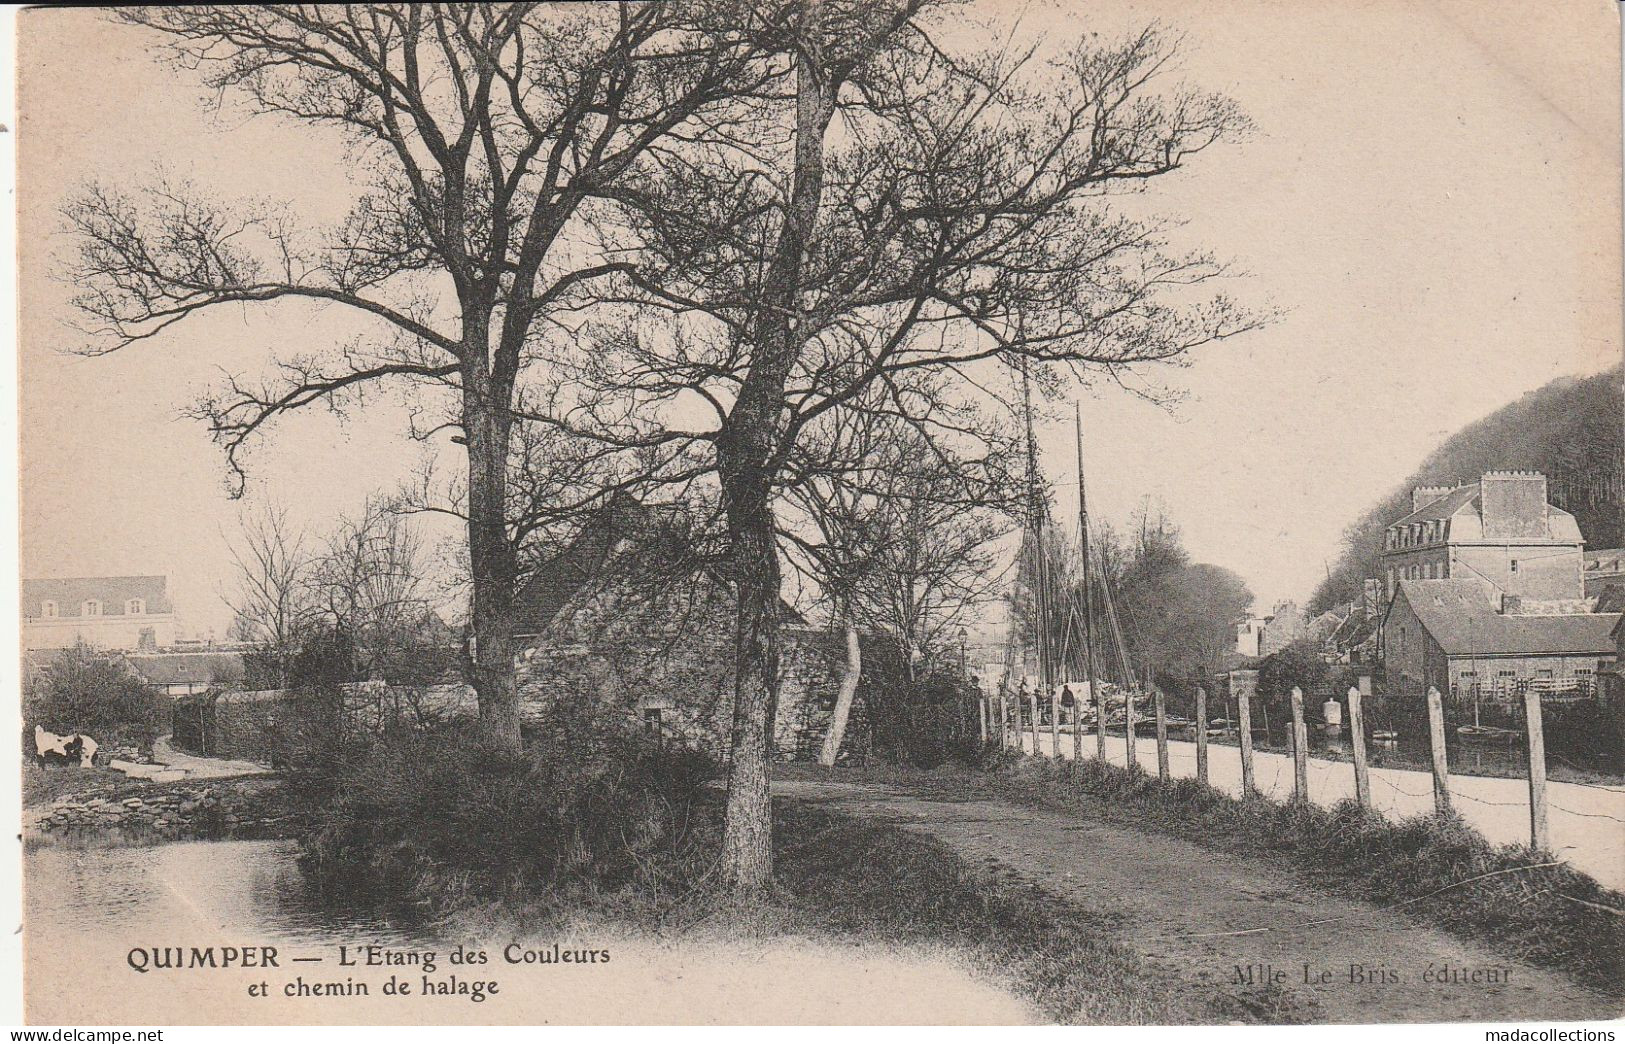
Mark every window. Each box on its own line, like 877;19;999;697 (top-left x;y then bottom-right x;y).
1536;669;1553;679
40;600;57;618
1510;559;1519;572
126;599;144;615
1458;670;1477;679
82;600;102;617
1497;669;1515;679
1576;668;1593;677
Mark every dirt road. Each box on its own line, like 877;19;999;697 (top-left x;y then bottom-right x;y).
774;777;1620;1024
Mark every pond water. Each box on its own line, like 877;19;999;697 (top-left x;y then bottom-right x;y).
25;838;430;947
24;838;1035;1025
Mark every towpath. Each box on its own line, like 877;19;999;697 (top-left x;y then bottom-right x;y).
773;777;1619;1024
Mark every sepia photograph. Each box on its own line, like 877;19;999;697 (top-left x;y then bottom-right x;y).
9;0;1624;1029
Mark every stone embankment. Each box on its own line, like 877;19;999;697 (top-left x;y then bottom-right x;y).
27;777;297;841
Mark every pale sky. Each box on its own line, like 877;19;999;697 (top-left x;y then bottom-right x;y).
17;2;1622;638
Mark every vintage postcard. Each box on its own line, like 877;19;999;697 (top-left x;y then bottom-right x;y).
12;0;1624;1029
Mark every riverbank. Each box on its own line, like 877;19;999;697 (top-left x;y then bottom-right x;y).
22;795;1218;1024
23;762;302;842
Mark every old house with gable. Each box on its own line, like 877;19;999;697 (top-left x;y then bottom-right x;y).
510;497;879;760
1383;578;1618;707
1380;472;1585;600
1376;470;1619;736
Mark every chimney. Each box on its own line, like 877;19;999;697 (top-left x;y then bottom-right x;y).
1412;485;1457;512
1480;471;1548;539
1500;593;1523;615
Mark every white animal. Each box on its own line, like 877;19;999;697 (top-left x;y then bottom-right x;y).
33;725;72;760
33;725;98;767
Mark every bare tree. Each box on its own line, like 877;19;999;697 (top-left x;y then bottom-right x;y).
64;3;772;750
544;5;1257;885
225;502;313;688
306;497;436;681
795;422;1016;763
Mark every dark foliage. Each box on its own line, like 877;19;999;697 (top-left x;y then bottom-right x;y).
23;642;167;742
864;666;983;768
296;704;720;911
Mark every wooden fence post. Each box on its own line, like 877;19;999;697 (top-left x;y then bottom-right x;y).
1523;686;1549;850
1154;688;1170;781
1094;683;1107;764
1050;685;1061;759
1195;686;1209;786
1029;687;1040;757
1124;689;1138;772
1346;686;1371;809
1426;686;1451;814
1072;688;1083;762
978;696;988;747
1237;684;1255;797
1000;693;1011;751
1289;686;1309;803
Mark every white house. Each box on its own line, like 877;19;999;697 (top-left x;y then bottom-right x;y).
21;576;178;651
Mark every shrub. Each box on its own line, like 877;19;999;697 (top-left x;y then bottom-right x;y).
296;700;720;913
866;667;982;768
23;641;167;743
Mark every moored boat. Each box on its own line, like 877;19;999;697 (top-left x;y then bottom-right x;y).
1456;724;1520;746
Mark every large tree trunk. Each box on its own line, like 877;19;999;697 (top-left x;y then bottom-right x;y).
465;391;522;752
716;2;837;890
818;620;861;766
718;468;781;889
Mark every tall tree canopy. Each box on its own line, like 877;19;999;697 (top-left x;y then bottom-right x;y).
66;2;1259;890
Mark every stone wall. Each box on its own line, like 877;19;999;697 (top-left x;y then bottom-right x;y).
27;778;294;840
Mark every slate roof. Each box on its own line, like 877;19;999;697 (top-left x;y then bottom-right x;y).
1390;486;1479;527
124;651;245;688
512;497;662;637
1392;579;1619;657
22;576;173;618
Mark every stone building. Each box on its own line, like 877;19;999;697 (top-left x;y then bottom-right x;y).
1584;548;1625;597
509;497;877;759
125;650;245;697
21;576;178;651
1382;578;1618;708
1380;472;1585;601
1257;601;1306;657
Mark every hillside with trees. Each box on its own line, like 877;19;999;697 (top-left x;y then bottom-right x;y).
1311;366;1622;612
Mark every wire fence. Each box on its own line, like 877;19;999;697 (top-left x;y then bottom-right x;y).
984;686;1625;889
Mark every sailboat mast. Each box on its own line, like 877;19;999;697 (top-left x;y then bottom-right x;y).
1021;359;1054;698
1076;404;1103;761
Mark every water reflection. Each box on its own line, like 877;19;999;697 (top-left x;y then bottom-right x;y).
25;839;432;949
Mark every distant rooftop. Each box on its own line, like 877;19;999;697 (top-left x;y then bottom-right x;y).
21;576;173;618
1387;472;1582;544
